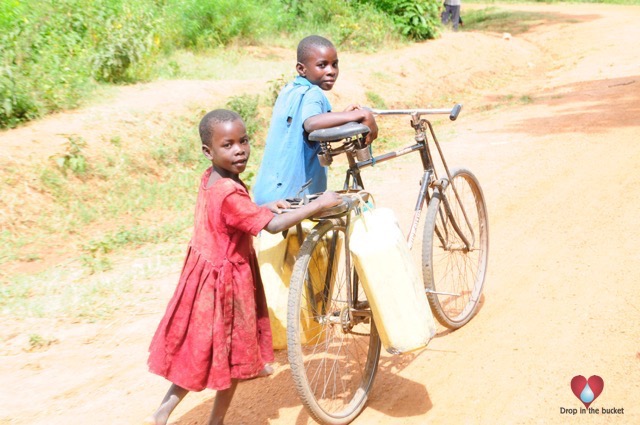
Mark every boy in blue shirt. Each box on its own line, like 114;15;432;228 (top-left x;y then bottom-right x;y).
253;35;378;204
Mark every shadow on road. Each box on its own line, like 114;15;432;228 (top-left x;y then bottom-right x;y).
175;346;434;424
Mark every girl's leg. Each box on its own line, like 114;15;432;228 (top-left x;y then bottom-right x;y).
207;380;239;425
145;384;189;425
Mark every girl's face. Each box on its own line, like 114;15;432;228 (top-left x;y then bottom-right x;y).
296;45;339;91
202;119;250;179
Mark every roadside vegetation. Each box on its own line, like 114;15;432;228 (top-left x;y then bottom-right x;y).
0;0;442;129
1;1;638;324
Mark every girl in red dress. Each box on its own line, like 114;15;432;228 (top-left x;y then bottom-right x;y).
145;109;341;425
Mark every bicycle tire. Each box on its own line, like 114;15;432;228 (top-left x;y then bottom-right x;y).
287;220;381;425
422;167;489;329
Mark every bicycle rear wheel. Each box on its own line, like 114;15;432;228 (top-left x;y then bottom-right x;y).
287;220;381;425
423;167;489;329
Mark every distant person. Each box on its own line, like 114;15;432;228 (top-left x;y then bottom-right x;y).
252;35;378;205
441;0;463;31
144;109;341;425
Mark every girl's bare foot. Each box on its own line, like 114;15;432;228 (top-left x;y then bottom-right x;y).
146;384;189;425
143;408;171;425
143;413;167;425
257;363;274;377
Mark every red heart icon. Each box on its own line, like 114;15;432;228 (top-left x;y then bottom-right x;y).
571;375;604;408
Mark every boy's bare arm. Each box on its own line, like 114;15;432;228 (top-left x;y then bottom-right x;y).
304;108;379;145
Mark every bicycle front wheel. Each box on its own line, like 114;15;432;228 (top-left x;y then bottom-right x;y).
287;220;381;425
423;167;489;329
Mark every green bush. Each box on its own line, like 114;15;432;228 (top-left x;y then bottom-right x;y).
359;0;441;40
0;0;444;129
226;94;261;139
0;0;94;126
90;1;160;82
279;0;398;49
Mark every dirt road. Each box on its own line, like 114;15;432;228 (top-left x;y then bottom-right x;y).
1;3;639;424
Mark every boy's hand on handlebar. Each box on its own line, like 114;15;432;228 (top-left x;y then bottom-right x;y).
343;104;360;112
339;104;378;145
316;191;343;209
362;109;379;145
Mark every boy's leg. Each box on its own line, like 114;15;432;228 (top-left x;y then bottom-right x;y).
208;380;239;425
145;384;189;425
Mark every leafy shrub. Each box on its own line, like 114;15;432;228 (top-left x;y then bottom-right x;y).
90;2;160;82
0;68;40;128
267;74;291;105
226;94;261;139
279;0;398;50
56;136;89;176
359;0;441;40
333;2;399;50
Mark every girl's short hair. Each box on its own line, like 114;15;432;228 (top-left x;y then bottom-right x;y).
297;35;335;63
199;109;242;146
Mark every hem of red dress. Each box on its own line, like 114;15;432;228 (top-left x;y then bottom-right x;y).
148;360;272;392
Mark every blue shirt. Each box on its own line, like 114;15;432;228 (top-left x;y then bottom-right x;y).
252;76;332;205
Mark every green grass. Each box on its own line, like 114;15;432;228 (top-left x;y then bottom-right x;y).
366;91;388;109
1;243;184;321
0;79;276;285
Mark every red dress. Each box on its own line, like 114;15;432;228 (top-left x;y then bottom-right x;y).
148;170;275;391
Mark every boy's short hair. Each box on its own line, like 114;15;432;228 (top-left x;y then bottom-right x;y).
199;109;242;146
297;35;335;64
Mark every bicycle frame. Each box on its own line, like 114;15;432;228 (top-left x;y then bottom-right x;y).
340;105;475;252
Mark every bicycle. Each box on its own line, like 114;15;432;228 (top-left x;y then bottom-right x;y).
285;104;489;425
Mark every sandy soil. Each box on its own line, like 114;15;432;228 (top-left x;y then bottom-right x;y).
1;3;639;424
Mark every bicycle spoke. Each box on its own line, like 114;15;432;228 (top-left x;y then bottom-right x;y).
424;168;488;328
288;221;380;424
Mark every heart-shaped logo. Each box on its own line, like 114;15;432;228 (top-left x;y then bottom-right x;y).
571;375;604;408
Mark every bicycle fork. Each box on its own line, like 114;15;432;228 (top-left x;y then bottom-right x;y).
407;169;433;250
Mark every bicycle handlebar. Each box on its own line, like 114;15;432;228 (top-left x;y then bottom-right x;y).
371;103;463;121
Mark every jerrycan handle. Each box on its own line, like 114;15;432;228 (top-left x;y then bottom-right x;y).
350;191;376;231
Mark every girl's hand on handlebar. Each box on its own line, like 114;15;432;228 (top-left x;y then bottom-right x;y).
316;191;343;210
264;199;290;214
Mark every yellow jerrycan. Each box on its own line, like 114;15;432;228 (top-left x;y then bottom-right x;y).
257;221;327;349
349;206;436;354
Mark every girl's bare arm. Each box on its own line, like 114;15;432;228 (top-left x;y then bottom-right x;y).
263;191;342;234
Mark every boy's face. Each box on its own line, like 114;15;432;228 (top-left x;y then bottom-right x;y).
296;45;339;91
202;119;250;178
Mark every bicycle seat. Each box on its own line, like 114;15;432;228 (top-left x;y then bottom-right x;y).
309;122;370;143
